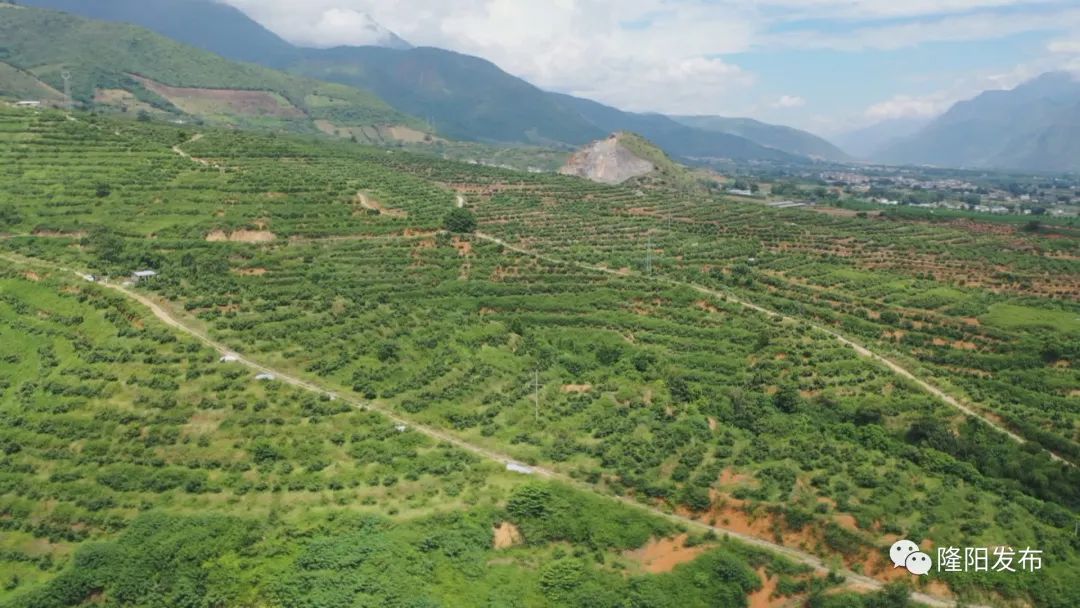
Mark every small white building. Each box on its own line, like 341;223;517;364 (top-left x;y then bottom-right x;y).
131;270;158;282
219;354;239;363
255;372;276;381
395;424;408;433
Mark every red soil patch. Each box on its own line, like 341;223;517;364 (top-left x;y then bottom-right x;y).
674;491;820;554
625;534;709;574
452;237;473;257
834;513;860;531
748;568;783;608
695;300;721;313
22;271;41;282
718;468;751;485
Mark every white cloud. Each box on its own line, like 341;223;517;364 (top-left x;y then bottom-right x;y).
1048;38;1080;54
217;0;1080;120
221;0;759;114
303;9;402;47
767;6;1080;51
865;95;952;120
771;95;806;109
760;0;1064;22
856;56;1077;130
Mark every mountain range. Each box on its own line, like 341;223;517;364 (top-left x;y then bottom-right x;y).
13;0;835;164
8;0;1078;172
874;72;1080;172
831;117;930;160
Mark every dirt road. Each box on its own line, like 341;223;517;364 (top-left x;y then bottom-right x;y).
475;232;1063;465
0;249;981;608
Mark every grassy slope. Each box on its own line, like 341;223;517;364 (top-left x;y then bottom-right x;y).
0;4;422;132
0;62;65;102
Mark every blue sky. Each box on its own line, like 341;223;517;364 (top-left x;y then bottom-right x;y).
225;0;1080;135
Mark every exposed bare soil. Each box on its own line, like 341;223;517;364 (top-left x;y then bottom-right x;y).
133;75;303;118
624;534;709;574
206;230;276;243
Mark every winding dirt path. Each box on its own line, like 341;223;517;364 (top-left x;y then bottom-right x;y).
171;133;229;171
0;249;981;608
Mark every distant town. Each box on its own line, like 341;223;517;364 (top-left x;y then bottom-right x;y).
725;164;1080;219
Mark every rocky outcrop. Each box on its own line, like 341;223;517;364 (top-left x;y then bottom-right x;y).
559;134;655;185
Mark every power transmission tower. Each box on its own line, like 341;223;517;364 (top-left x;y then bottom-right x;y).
61;71;72;110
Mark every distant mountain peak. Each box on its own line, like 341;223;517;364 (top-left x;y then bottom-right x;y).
312;9;412;50
875;71;1080;172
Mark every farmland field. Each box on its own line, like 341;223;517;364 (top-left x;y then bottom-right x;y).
1;107;1078;608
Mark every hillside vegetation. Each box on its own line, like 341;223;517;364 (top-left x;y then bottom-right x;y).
0;4;422;137
0;107;1077;607
0;107;891;608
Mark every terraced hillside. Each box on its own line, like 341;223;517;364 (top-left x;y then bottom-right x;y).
1;107;1078;608
0;4;423;140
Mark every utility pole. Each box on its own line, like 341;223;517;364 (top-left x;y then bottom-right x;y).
533;369;540;423
645;233;653;274
61;71;72;110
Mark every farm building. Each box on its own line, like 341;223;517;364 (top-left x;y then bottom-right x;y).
131;270;158;282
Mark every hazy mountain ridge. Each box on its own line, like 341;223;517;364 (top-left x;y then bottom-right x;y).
289;46;608;146
876;72;1080;172
550;94;799;163
672;115;849;162
832;117;931;160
